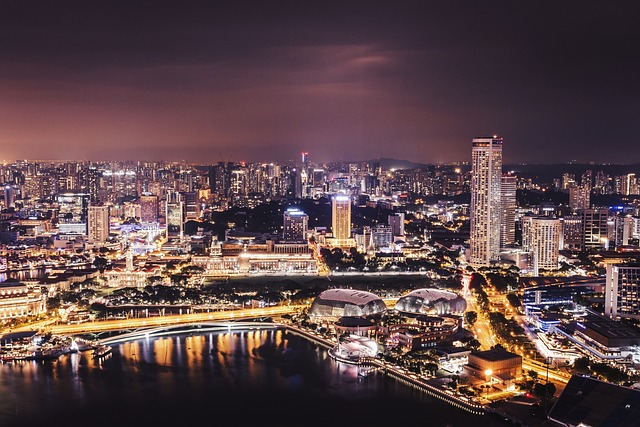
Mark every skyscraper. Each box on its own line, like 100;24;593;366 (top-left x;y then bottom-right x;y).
605;264;640;319
527;217;561;275
470;136;503;267
331;195;351;240
569;184;590;212
500;174;517;247
283;207;308;241
139;193;159;223
582;208;608;250
166;191;184;239
388;213;405;238
87;204;110;243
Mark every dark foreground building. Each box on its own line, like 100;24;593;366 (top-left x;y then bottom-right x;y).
548;375;640;427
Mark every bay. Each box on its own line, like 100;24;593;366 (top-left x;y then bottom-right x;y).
0;328;513;427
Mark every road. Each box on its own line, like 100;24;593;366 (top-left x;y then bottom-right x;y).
11;305;306;335
466;294;497;350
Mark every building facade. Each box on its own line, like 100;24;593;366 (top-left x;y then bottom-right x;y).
283;207;308;241
331;195;351;240
470;136;503;266
87;204;110;243
500;174;517;247
605;264;640;319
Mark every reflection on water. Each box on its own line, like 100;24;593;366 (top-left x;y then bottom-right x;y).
0;268;48;283
0;329;510;427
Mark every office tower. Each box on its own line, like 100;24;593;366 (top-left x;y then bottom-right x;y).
182;191;198;221
87;204;110;243
230;167;247;200
581;170;593;193
166;192;184;239
582;208;609;250
500;174;517;247
622;173;638;196
561;215;583;250
372;224;393;249
609;213;634;249
283;207;308;241
527;217;561;275
569;184;590;212
605;264;640;319
562;173;576;190
388;213;405;238
139;193;159;223
3;185;15;209
594;170;610;195
470;136;503;266
331;194;351;240
57;192;90;234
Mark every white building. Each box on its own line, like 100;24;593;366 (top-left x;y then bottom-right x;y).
470;136;503;266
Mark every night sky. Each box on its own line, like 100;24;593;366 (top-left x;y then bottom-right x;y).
1;1;639;165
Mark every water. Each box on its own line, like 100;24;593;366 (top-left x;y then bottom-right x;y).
0;268;48;282
0;329;513;427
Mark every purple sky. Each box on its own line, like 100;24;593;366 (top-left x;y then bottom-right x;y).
1;1;639;165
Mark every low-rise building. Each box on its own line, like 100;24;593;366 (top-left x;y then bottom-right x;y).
0;282;46;321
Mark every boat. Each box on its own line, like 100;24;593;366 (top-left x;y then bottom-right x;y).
92;345;112;359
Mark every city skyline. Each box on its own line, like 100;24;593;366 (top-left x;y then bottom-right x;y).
2;1;639;165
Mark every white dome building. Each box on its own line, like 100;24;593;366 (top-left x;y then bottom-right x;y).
308;289;387;318
394;288;467;316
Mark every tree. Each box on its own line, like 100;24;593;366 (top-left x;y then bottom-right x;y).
533;382;556;400
572;357;590;374
466;339;481;351
464;311;478;326
46;297;61;311
93;256;108;272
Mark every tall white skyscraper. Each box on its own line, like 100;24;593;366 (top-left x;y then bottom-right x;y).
470;136;503;267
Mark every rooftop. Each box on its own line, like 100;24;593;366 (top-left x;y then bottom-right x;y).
549;375;640;427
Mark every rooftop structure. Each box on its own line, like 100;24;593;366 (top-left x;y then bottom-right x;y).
394;288;467;315
308;289;386;318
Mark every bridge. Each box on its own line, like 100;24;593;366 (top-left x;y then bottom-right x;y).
97;321;279;345
16;305;305;336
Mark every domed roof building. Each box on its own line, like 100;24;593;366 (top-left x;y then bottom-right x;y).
394;288;466;316
308;289;387;318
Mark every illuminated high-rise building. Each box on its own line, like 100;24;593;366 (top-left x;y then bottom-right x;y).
331;195;351;240
500;174;517;247
470;136;503;266
165;192;184;239
582;208;608;250
3;184;15;209
87;204;110;243
605;264;640;319
388;213;405;238
526;217;561;275
283;207;308;241
561;215;583;250
139;193;159;223
569;184;590;212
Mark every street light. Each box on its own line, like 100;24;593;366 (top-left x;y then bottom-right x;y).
484;369;493;399
484;368;493;381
